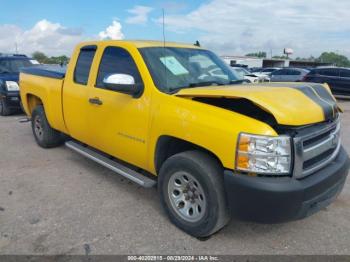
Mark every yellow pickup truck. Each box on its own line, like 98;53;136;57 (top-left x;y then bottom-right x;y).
20;40;349;237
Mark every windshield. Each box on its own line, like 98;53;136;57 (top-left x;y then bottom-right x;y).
139;47;240;93
0;59;38;74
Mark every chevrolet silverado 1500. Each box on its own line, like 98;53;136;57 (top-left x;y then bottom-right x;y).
20;40;349;237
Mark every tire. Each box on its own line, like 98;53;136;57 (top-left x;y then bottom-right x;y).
0;97;12;116
31;105;63;148
158;150;230;237
19;101;25;113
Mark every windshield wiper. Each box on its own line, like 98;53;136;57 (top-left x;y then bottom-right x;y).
188;81;226;87
169;79;246;94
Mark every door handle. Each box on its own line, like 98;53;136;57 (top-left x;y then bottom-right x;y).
89;97;103;105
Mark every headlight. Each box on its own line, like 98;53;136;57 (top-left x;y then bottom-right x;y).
236;133;292;175
5;81;19;91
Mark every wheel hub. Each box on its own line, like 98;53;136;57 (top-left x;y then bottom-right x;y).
168;172;206;223
34;116;44;140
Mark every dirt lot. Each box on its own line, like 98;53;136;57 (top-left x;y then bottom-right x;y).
0;100;349;255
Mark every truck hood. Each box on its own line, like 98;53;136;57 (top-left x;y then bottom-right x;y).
175;82;339;126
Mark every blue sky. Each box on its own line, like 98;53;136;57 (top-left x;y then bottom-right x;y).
1;0;350;58
0;0;204;44
0;0;201;36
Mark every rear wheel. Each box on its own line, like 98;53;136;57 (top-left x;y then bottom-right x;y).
0;97;12;116
31;105;63;148
158;150;230;237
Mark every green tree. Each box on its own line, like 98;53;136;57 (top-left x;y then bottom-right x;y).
49;55;70;65
316;52;350;67
32;52;70;65
32;51;49;64
245;51;267;58
272;55;288;59
295;56;316;61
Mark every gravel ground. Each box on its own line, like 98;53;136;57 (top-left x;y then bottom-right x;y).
0;99;349;255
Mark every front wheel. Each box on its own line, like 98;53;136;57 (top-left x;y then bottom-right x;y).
158;151;230;237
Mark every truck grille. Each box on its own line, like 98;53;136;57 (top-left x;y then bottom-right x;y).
293;119;341;179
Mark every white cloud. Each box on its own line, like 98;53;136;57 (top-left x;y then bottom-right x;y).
98;20;124;40
126;5;153;25
0;19;85;56
160;0;350;57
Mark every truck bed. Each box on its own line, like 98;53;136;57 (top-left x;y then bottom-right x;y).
19;65;67;133
21;65;66;79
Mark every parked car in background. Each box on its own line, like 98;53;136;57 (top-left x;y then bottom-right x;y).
303;67;350;96
259;67;281;76
0;54;39;115
231;67;269;83
270;68;309;82
251;67;280;76
249;67;262;72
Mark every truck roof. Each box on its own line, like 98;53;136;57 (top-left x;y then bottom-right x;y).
77;40;203;49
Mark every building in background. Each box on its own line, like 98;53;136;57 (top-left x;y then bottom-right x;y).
221;55;334;68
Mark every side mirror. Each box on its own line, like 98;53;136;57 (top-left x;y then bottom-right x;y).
103;74;142;97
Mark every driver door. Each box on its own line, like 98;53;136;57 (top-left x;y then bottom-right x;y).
87;46;151;169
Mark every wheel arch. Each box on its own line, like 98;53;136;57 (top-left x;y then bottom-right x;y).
25;93;43;116
154;135;223;174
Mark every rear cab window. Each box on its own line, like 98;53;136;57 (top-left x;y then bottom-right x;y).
74;45;97;85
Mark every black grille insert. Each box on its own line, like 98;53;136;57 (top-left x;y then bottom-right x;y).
303;126;336;148
303;148;336;170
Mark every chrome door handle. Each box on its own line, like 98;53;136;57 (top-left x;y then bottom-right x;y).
89;97;103;105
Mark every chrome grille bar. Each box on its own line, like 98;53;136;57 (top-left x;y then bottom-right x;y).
303;123;340;161
293;119;341;179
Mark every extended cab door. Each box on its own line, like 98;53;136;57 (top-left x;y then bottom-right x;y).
63;45;97;143
86;46;151;169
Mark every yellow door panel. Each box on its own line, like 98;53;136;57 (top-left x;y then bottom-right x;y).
87;89;151;168
85;45;151;170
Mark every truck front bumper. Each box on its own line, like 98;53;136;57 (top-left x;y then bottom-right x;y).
224;146;349;223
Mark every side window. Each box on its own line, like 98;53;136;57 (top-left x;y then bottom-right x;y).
289;70;301;76
74;46;97;85
96;46;142;88
340;69;350;78
318;69;327;76
271;70;281;75
308;69;318;75
275;69;286;75
321;69;339;77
